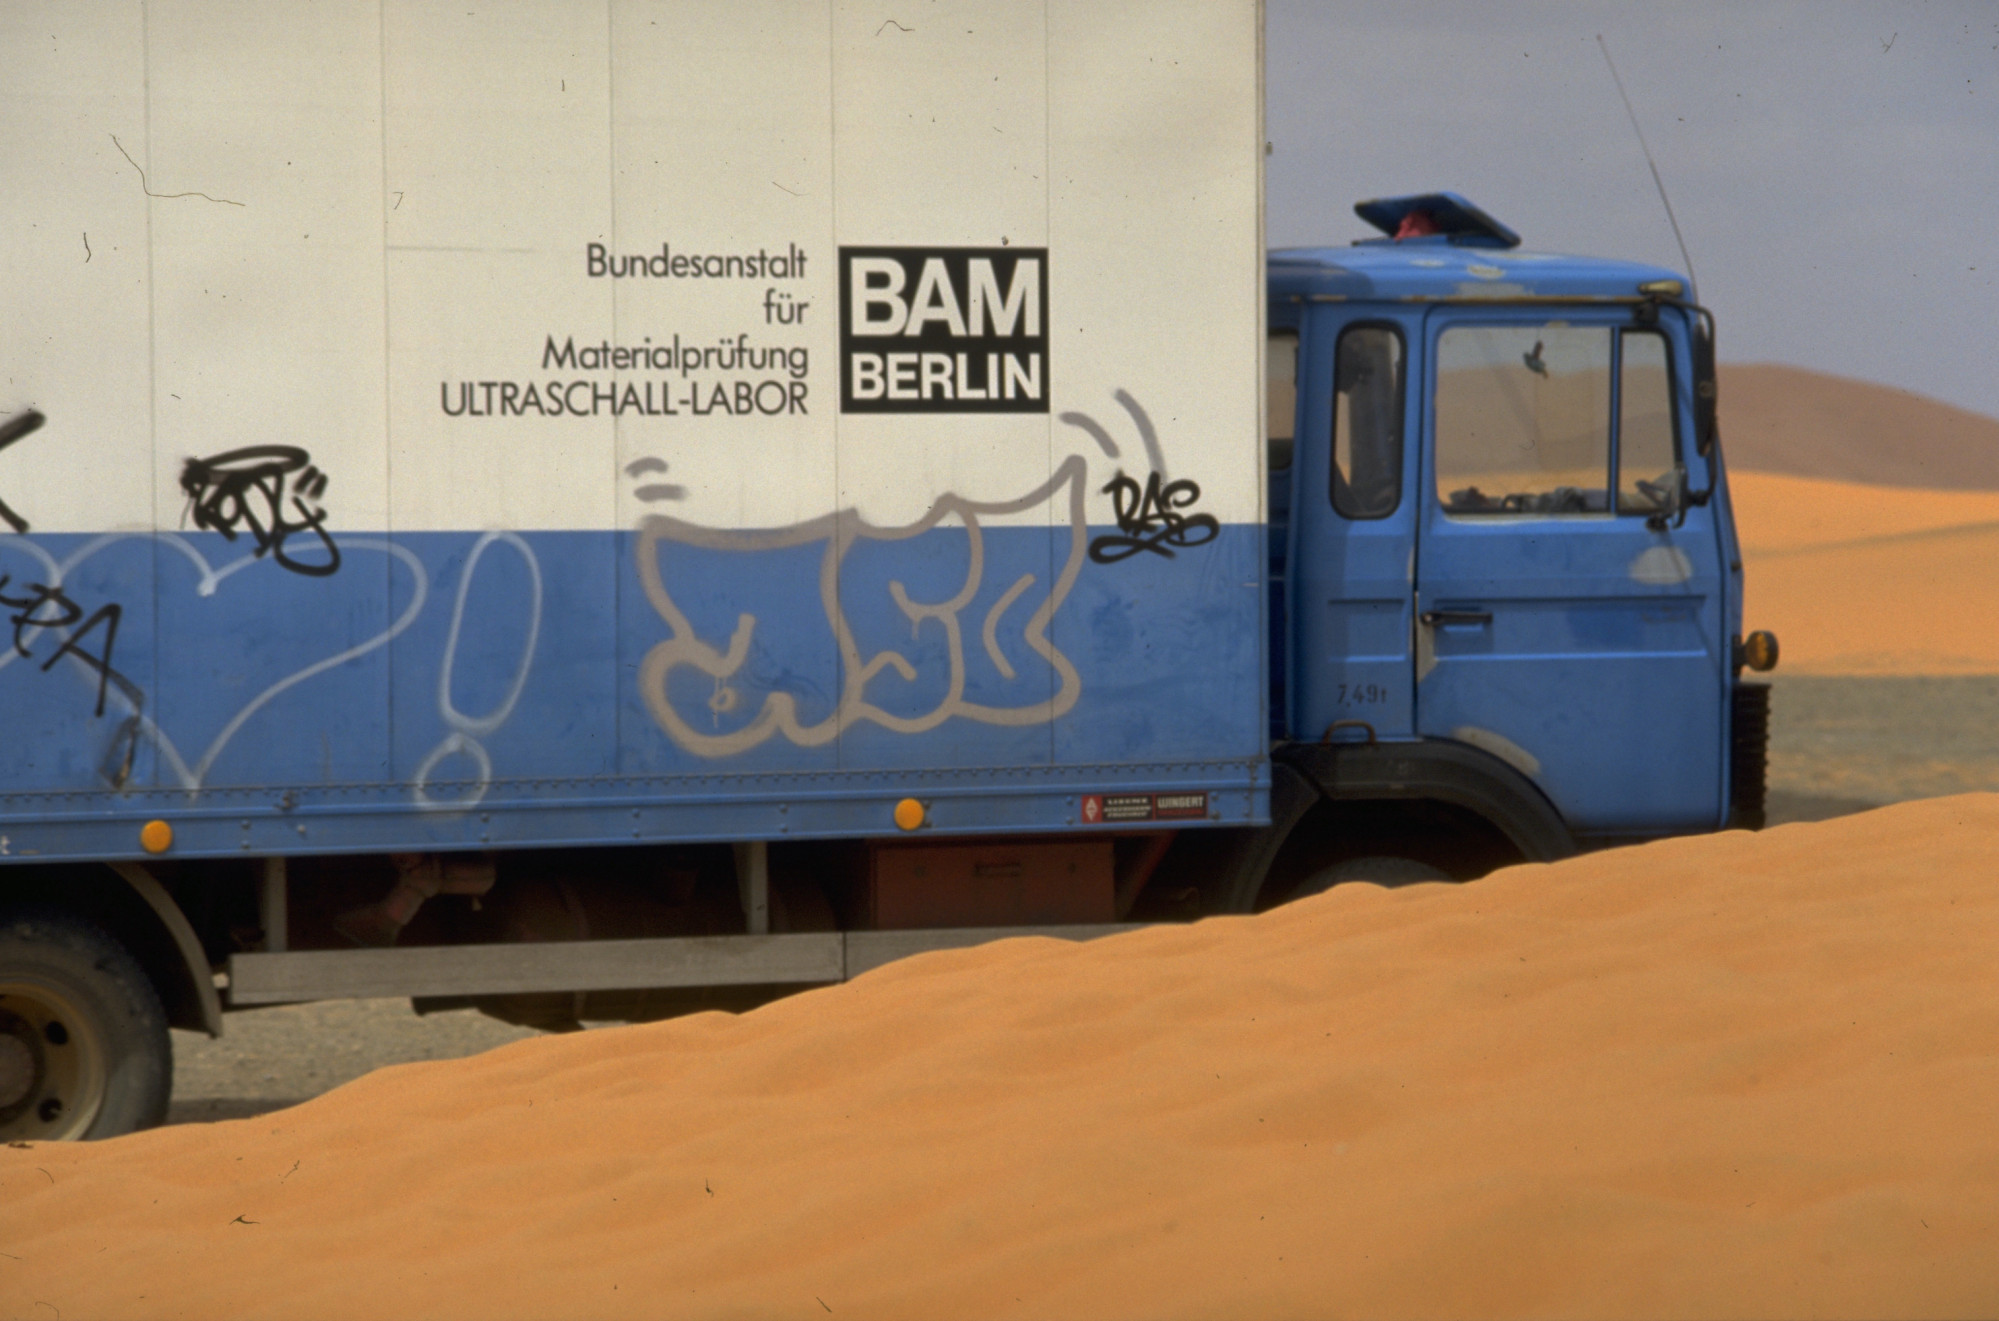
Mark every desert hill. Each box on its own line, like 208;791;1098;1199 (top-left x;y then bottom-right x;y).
1721;364;1999;489
1701;364;1999;673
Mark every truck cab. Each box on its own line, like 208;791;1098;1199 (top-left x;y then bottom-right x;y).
1263;193;1767;889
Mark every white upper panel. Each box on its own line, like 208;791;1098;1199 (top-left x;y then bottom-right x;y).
0;0;1262;535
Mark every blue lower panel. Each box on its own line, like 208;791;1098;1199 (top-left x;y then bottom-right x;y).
1417;596;1723;831
0;524;1266;861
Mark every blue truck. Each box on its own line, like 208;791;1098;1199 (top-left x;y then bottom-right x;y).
0;7;1772;1140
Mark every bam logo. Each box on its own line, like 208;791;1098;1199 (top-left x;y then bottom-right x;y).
839;247;1047;413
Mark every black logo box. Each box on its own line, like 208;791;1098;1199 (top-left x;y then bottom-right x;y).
839;246;1048;414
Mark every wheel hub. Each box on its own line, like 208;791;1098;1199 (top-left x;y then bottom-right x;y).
0;1027;35;1112
0;988;103;1141
0;1007;46;1123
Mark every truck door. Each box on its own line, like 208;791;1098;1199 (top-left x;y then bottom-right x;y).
1413;308;1726;832
1287;311;1420;743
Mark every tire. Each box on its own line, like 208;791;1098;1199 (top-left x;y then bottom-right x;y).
0;908;172;1141
1291;855;1452;900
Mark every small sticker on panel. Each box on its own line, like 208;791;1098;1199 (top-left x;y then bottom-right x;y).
1153;792;1209;820
1080;791;1208;824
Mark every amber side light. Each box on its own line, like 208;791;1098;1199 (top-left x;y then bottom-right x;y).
1743;630;1780;672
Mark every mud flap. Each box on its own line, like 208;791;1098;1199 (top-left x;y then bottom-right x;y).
1198;761;1322;915
1729;681;1771;830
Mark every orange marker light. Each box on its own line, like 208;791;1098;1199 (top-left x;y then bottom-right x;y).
893;798;926;831
139;819;173;854
1743;630;1780;673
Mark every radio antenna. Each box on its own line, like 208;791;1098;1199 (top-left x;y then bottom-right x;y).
1596;33;1698;301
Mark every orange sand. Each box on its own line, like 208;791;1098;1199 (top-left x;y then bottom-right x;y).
1732;472;1999;674
6;794;1999;1319
1719;363;1999;673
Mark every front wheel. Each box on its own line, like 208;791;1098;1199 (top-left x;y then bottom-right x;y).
0;909;172;1141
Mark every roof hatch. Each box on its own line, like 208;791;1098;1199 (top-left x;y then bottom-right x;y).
1353;192;1520;249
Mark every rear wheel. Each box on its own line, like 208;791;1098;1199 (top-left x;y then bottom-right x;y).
1251;799;1522;911
0;909;171;1141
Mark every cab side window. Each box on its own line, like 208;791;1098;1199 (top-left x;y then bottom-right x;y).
1435;324;1611;515
1332;325;1404;519
1268;331;1299;472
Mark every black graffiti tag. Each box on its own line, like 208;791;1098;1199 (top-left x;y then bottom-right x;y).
0;576;139;719
180;445;340;576
0;409;46;535
1087;470;1219;564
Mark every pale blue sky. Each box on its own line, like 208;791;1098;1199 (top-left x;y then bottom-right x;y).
1265;1;1999;420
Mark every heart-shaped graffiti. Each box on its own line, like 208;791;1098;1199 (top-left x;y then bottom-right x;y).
0;532;427;793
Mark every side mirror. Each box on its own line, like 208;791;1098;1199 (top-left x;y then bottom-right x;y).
1691;314;1718;457
1645;462;1689;532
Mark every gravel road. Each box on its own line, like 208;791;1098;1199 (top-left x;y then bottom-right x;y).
168;1000;541;1126
165;673;1999;1127
1762;675;1999;823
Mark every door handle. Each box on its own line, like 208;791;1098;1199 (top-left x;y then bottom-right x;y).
1420;609;1492;627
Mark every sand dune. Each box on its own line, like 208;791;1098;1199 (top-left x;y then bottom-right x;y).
1721;365;1999;490
6;794;1999;1320
1732;471;1999;674
1714;366;1999;672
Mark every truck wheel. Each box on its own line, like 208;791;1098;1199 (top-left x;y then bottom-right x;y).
0;909;172;1141
1292;855;1452;899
